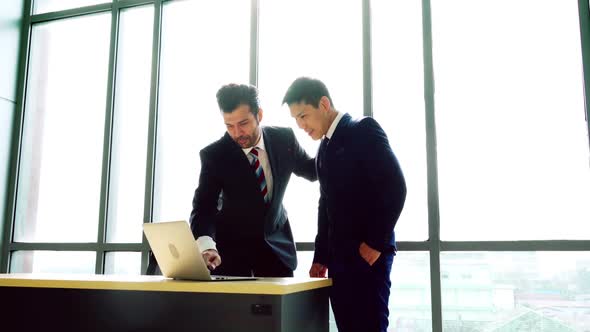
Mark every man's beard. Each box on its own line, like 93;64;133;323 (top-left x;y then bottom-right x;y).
234;126;260;148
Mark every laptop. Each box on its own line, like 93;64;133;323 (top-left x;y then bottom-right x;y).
143;220;257;281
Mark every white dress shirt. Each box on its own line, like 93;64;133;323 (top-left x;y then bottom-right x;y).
196;129;274;252
326;111;344;139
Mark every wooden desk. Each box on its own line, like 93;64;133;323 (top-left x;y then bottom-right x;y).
0;273;332;332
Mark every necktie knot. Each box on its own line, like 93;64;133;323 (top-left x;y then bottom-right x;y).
250;147;259;158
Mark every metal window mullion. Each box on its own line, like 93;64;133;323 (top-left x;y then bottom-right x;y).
577;0;590;152
421;0;443;330
1;0;33;273
297;240;590;253
362;0;373;117
141;0;163;274
96;4;121;275
30;3;112;24
9;242;145;251
117;0;155;10
296;241;432;252
28;1;157;24
249;0;259;86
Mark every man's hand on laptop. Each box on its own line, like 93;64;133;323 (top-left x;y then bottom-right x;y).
202;249;221;270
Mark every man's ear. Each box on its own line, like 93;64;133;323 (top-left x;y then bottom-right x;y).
319;96;331;112
257;108;264;123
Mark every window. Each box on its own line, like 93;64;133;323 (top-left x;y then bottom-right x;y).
33;0;110;15
372;0;428;241
4;2;590;331
432;0;590;241
441;252;590;330
107;6;154;242
107;5;154;243
258;0;363;242
104;251;141;275
11;251;96;273
15;13;111;243
154;0;250;223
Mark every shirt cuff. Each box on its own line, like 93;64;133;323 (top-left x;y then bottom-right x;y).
196;236;217;252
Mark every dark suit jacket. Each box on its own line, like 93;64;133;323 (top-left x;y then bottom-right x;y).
188;126;316;271
314;114;406;265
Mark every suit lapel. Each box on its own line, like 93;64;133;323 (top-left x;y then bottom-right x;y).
323;114;351;165
262;127;280;205
319;114;352;188
317;138;329;190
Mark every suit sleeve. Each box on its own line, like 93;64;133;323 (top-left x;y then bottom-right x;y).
357;117;407;252
189;149;222;240
289;128;317;181
313;191;329;265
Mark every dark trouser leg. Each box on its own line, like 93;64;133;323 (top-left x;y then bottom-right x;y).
329;252;394;332
252;242;293;277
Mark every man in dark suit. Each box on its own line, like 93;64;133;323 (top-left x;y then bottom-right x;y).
147;83;316;277
283;77;406;332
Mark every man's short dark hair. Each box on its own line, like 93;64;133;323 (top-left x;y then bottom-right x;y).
216;83;260;115
282;77;334;108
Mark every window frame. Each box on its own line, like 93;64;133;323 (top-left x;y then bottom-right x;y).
2;1;590;330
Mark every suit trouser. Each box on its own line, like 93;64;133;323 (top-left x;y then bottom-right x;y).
329;251;394;332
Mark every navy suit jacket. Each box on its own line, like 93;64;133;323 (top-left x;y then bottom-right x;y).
189;126;316;271
314;114;406;265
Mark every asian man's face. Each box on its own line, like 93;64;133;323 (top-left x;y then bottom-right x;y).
288;97;331;141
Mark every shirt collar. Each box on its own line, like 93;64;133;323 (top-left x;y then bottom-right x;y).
242;128;266;155
326;111;344;139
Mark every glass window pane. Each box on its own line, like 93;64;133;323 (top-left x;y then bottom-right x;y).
258;0;363;242
390;252;433;331
0;101;14;233
104;252;141;275
372;0;428;241
432;0;590;240
441;252;590;331
154;0;250;222
10;251;96;273
296;251;433;331
15;13;111;242
33;0;110;15
107;5;153;243
0;0;22;100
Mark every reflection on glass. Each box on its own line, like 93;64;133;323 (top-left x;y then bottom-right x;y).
154;0;249;223
107;5;153;243
33;0;111;14
104;252;141;275
432;0;590;240
15;13;111;242
441;252;590;331
372;0;427;241
10;251;96;273
258;0;363;242
296;251;433;332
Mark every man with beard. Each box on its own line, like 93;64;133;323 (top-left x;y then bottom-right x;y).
149;83;316;277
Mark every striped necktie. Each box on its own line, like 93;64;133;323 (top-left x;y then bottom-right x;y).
249;147;269;203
